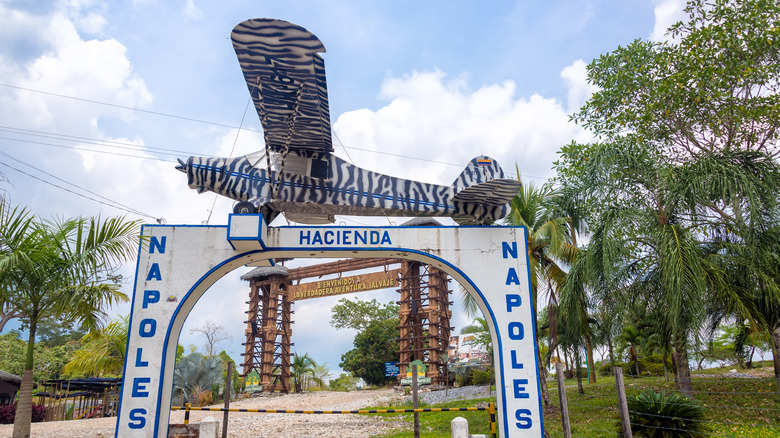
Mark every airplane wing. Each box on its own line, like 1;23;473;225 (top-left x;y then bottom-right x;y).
231;18;334;154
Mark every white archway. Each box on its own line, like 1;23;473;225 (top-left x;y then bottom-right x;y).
115;215;543;437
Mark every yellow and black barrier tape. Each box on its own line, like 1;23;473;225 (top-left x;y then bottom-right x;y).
173;405;490;414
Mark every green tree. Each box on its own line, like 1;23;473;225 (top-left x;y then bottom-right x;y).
330;298;399;331
291;352;317;393
340;319;399;386
0;331;76;385
555;0;780;398
25;318;86;347
311;362;332;390
64;316;128;377
618;325;643;376
328;373;357;392
0;205;139;437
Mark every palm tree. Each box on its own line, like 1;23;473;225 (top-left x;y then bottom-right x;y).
619;325;643;376
291;353;317;393
310;362;332;390
0;205;139;437
64;316;129;377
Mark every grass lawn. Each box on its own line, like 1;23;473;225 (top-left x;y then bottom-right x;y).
367;365;780;437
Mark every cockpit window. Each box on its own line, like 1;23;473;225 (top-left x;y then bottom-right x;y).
245;151;329;179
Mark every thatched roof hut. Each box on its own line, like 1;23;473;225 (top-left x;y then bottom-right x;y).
0;370;22;404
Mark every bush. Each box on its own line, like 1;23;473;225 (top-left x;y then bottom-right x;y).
471;367;494;385
194;389;213;407
0;404;14;424
621;389;707;437
0;403;47;424
639;354;673;377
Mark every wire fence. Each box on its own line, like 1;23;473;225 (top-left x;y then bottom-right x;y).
549;366;780;438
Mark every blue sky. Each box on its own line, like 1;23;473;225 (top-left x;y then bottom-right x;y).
0;0;686;379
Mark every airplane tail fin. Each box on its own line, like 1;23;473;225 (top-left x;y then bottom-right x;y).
451;156;522;206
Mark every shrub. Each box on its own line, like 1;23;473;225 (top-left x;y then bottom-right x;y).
31;403;46;423
598;362;629;376
0;403;47;424
471;367;494;385
620;389;707;437
0;404;14;424
195;389;213;407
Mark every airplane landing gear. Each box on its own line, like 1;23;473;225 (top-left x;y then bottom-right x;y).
233;201;257;214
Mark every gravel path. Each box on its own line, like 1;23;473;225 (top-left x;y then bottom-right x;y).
0;386;495;437
0;389;403;438
409;384;494;406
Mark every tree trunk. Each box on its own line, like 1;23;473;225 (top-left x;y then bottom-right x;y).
673;335;693;398
574;349;584;395
584;333;597;383
13;320;36;438
537;346;553;408
671;351;679;389
662;352;669;383
771;326;780;399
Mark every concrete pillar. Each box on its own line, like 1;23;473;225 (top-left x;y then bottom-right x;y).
199;416;219;438
451;417;469;438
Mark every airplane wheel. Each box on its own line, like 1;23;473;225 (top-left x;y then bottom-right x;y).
233;201;256;214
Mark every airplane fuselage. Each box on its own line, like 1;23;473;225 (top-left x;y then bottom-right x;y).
181;152;511;225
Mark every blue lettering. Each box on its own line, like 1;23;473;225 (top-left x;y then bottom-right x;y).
505;268;520;285
508;322;524;340
343;231;351;245
515;409;533;429
135;348;149;367
511;350;524;369
502;241;518;259
299;230;311;245
132;377;151;397
139;319;156;338
506;294;521;312
312;231;323;245
150;236;166;254
146;263;162;281
324;231;335;245
370;231;380;244
128;408;147;429
513;378;530;399
381;231;392;244
142;290;160;309
355;231;367;244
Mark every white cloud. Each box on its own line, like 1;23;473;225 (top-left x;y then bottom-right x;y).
182;0;203;21
560;59;598;114
333;69;591;186
651;0;688;42
0;6;152;133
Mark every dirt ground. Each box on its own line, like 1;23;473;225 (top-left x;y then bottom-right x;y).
0;388;405;438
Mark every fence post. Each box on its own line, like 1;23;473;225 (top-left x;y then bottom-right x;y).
223;361;232;438
412;364;420;438
614;366;633;437
184;403;191;425
488;402;497;438
555;363;572;438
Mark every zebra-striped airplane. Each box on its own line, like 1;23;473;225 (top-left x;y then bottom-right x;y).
177;18;521;225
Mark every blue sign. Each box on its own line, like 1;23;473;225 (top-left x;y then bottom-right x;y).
385;362;400;377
